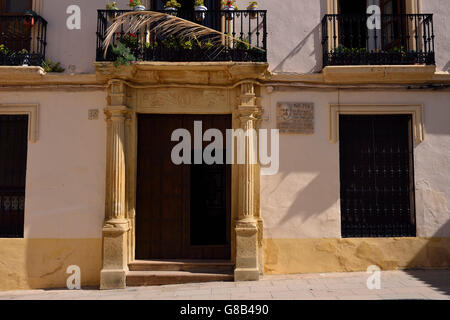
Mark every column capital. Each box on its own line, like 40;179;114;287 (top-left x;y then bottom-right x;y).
237;106;263;124
108;79;127;106
104;105;130;120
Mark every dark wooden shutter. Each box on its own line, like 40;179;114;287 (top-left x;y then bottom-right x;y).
339;115;416;238
0;115;28;238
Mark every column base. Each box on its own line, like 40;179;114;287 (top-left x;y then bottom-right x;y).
100;269;127;290
234;267;260;281
235;220;260;282
100;221;129;290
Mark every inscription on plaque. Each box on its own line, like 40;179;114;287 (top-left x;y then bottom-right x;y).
276;103;314;134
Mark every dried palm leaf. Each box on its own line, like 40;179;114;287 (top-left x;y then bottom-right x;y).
102;10;264;57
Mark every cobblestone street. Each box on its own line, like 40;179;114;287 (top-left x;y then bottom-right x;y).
0;270;448;300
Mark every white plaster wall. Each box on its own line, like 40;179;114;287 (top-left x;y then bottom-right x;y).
260;89;450;239
260;90;341;239
38;0;450;74
421;0;450;72
0;90;107;238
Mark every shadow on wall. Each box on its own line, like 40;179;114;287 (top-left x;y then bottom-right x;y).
272;0;327;73
262;127;340;229
442;61;450;72
275;171;338;227
406;220;450;295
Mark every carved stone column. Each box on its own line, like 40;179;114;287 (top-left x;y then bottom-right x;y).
100;80;130;289
234;83;262;281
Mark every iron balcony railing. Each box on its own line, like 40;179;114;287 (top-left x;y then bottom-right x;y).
321;13;435;66
96;9;267;63
0;14;47;66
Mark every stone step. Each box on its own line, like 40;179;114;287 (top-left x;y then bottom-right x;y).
126;270;234;286
128;259;235;272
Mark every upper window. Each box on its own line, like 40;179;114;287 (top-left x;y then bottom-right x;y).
338;0;406;15
0;0;32;14
323;0;435;66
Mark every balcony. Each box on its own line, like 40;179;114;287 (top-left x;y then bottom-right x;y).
321;14;435;67
96;9;267;63
0;14;47;66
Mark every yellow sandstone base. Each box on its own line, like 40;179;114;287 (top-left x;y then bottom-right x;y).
264;237;450;274
0;239;102;291
2;237;449;290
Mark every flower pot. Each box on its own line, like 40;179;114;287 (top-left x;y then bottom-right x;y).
247;5;258;19
133;5;146;11
24;14;35;28
164;6;178;16
194;5;207;22
223;6;235;21
21;55;31;66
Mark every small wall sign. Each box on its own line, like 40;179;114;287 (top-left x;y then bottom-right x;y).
276;102;314;134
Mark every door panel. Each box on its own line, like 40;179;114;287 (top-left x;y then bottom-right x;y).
380;0;407;50
0;0;33;52
339;115;416;238
136;114;231;260
0;115;28;238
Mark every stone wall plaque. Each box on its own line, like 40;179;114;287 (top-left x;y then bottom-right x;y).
276;102;314;134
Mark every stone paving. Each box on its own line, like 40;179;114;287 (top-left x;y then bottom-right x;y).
0;270;449;300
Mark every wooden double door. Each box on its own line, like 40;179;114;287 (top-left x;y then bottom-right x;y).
136;114;231;260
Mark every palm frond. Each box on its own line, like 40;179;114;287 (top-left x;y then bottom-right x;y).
103;11;264;57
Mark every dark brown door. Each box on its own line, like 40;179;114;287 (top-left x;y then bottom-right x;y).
0;0;33;52
380;0;407;50
136;114;231;260
0;115;28;238
339;115;416;238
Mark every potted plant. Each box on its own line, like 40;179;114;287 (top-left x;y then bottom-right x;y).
106;2;119;21
129;0;146;11
194;0;208;22
222;1;237;21
23;10;37;28
164;0;181;16
247;1;258;19
16;49;30;66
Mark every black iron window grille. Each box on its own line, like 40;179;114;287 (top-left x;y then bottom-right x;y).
96;9;267;63
321;14;435;66
0;115;28;238
0;14;47;66
339;115;416;238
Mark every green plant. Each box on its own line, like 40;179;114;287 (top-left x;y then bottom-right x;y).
236;37;250;50
334;45;368;54
194;0;205;6
112;41;136;67
180;39;193;50
41;59;65;73
0;44;10;55
118;32;139;50
145;41;158;49
128;0;142;7
161;36;179;49
390;45;406;56
106;1;118;10
165;0;181;8
17;49;29;55
200;39;214;50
